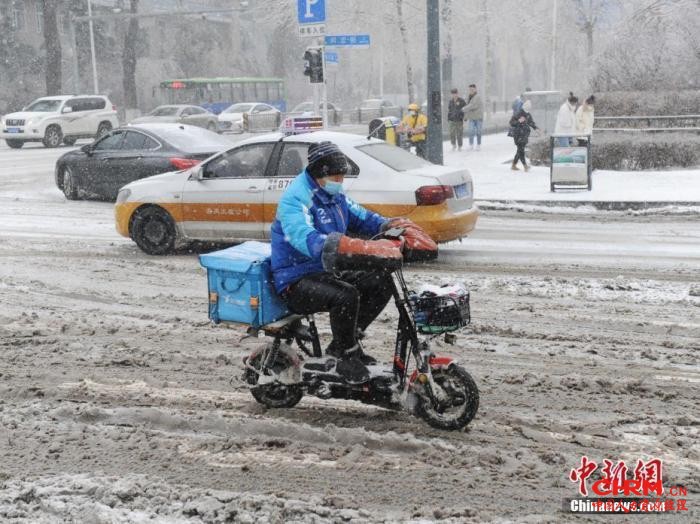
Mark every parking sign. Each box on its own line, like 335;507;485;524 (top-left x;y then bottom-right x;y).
297;0;326;24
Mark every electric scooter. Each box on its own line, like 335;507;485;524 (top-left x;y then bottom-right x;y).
242;236;479;430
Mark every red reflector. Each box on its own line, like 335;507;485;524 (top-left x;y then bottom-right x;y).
415;185;454;205
169;157;201;170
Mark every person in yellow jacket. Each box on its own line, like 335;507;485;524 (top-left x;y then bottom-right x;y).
398;103;428;159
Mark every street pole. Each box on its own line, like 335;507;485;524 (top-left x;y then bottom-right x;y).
321;45;329;130
549;0;557;91
426;0;443;165
87;0;99;94
68;16;80;94
379;21;384;99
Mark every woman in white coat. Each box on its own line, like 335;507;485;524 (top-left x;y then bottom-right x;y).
554;92;578;146
575;95;595;145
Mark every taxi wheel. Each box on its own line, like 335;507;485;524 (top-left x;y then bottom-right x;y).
131;206;176;255
61;167;79;200
6;139;24;149
43;125;63;148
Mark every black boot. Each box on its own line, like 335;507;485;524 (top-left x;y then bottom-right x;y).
356;341;377;365
327;337;376;365
335;345;370;384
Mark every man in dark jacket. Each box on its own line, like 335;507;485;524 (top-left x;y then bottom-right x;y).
271;141;437;383
509;100;538;171
447;88;467;151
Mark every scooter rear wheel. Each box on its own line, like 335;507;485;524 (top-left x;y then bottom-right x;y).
416;364;479;430
245;345;304;409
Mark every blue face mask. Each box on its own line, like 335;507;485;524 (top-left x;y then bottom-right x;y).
323;180;344;195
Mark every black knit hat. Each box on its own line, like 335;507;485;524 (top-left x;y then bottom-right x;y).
307;141;348;179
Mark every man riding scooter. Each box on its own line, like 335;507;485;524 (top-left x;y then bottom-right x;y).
270;141;437;384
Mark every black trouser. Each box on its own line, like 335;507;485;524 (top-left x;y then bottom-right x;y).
414;140;427;159
285;271;394;352
513;141;527;166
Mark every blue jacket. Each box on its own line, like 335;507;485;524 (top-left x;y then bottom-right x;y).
271;170;387;293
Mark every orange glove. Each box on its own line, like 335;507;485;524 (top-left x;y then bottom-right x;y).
322;233;403;271
384;218;438;258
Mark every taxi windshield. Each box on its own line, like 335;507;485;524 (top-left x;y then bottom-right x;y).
356;143;431;172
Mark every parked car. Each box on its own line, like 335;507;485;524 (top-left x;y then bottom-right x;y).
359;98;401;117
0;95;118;149
115;130;478;255
289;101;343;125
217;103;280;133
130;105;219;132
55;123;232;201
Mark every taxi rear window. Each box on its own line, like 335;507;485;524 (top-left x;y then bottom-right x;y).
356;143;431;172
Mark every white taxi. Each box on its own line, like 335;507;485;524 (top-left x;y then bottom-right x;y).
114;131;479;254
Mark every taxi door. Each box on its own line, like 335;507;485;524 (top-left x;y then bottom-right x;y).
262;142;310;238
180;142;276;241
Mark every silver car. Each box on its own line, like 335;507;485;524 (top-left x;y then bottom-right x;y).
130;105;219;132
289;101;343;126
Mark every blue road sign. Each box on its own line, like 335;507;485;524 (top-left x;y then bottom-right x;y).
297;0;326;25
324;34;371;48
324;51;338;64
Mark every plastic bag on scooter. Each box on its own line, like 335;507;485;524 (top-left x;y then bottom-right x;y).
409;283;470;334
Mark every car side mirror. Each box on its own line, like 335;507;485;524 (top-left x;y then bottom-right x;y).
81;144;93;155
62;106;73;114
191;165;205;180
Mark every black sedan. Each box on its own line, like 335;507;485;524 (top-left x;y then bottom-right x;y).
55;123;233;201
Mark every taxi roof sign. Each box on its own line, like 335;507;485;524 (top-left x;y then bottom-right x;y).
280;116;324;135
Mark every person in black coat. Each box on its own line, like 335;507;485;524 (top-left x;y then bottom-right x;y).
509;99;539;171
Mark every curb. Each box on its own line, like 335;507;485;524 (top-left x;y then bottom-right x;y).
476;200;700;211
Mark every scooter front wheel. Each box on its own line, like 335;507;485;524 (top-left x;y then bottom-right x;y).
416;364;479;430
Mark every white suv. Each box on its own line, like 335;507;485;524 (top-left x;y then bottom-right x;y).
0;95;119;149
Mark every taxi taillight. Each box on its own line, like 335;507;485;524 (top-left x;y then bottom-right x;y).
170;157;201;170
415;185;454;206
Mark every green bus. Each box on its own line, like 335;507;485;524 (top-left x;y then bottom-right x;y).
158;77;286;114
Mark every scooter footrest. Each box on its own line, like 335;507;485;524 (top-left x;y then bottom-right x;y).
302;371;343;383
302;357;336;372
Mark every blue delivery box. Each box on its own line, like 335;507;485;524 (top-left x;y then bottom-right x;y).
199;241;289;327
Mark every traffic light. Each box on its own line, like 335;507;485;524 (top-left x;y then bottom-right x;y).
303;47;324;84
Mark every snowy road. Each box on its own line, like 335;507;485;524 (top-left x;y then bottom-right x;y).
1;141;699;521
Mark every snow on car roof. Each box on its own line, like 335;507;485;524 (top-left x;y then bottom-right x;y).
238;131;384;148
36;95;75;101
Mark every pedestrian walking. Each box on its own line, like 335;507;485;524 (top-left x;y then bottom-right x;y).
509;100;539;171
575;95;595;145
511;87;532;115
398;103;428;159
447;88;467;151
464;84;484;151
554;92;578;146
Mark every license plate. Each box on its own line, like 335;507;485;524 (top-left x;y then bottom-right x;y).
6;128;21;134
454;183;469;199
